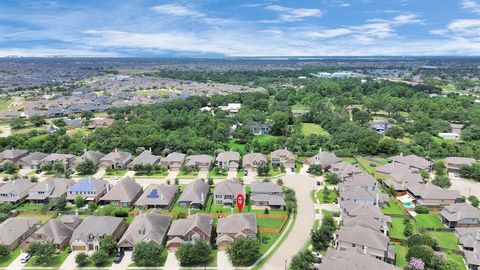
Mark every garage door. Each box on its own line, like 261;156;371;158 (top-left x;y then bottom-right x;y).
71;245;87;251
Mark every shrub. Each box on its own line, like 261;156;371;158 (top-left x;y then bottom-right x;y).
227;238;260;266
406;245;434;267
407;234;439;250
114;209;128;217
415;205;430;214
91;249;109;267
175;240;211;266
133;242;164;267
75;252;89;267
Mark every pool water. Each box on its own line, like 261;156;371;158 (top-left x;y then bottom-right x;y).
403;202;414;208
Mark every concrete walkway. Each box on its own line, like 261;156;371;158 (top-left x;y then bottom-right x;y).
217;251;233;270
109;251;132;270
5;252;23;270
165;251;180;270
59;251;79;270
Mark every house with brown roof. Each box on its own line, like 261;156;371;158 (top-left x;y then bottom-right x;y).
166;214;213;251
118;213;172;250
328;162;362;180
0;179;36;204
178;179;209;209
28;178;75;203
440;203;480;228
41;153;77;170
213;179;244;207
216;151;240;171
303;151;341;170
250;181;285;209
0;217;40;251
21;219;75;250
338;174;388;207
270;149;296;172
127;149;160;169
318;249;400;270
17;152;49;170
160;152;186;171
135;184;179;210
66;177;110;203
407;183;462;207
382;171;424;192
216;214;257;250
242;153;267;175
0;149;29;166
184;154;213;171
375;162;412;176
100;177;142;207
388;154;433;171
455;227;480;270
445;157;477;174
70;216;126;251
79;150;106;166
98;149;132;169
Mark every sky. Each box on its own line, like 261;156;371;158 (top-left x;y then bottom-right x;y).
1;0;480;57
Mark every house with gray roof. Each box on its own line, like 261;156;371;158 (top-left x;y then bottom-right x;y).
28;178;75;203
339;173;379;191
242;153;267;173
335;225;395;263
128;149;160;169
0;217;40;251
213;179;244;207
118;213;172;250
178;179;209;209
22;219;75;250
79;150;106;166
375;162;412;176
382;171;424;192
0;179;36;204
455;227;480;270
407;183;461;207
98;149;132;169
445;157;477;174
318;249;400;270
338;175;388;207
60;215;82;230
67;177;110;202
17;152;49;170
389;154;433;171
328;162;362;180
135;184;178;210
70;216;126;251
440;203;480;228
250;181;285;209
100;177;142;207
303;151;341;170
41;153;77;170
160;152;186;171
216;213;257;250
166;214;213;251
270;149;296;172
0;149;29;165
184;154;213;171
341;204;391;234
216;151;240;171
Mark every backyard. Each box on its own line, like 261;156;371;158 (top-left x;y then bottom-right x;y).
428;231;460;250
382;199;407;216
389;217;417;240
394;243;408;268
415;213;444;229
301;123;329;137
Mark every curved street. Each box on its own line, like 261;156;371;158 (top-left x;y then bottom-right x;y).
262;174;317;270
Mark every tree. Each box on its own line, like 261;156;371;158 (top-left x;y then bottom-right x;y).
432;174;451;189
324;173;340;184
420;170;430;181
81;111;95;120
53;118;67;127
257;164;270;177
290;250;316;270
91;249;109;267
1;161;18;174
74;196;84;208
27;241;55;265
404;220;413;237
469;195;479;208
406;245;434;267
99;235;117;255
434;160;447;176
175;240;211;266
227;238;260;266
233;125;253;144
10;118;25;129
75;252;89;267
311;214;335;250
49;197;67;211
30;115;46;127
461;124;480;141
307;164;323;176
271;111;290;136
352;109;372;125
407;234;438;250
88;201;97;211
0;245;9;257
75;159;97;175
132;242;164;267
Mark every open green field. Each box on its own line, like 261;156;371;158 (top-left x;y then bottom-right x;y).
415;213;444;229
228;139;246;153
428;231;459;250
382;199;407;216
301;123;329;137
389;218;417;240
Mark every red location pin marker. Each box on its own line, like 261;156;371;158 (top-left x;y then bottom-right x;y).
236;194;245;213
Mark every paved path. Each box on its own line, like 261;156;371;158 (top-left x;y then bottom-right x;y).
165;251;180;270
227;170;237;178
59;251;79;270
449;173;479;197
166;170;179;180
6;252;23;270
217;251;233;270
262;174;316;270
197;170;208;179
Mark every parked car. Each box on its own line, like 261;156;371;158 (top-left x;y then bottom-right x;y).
113;251;124;263
20;253;31;263
311;252;322;263
316;181;321;186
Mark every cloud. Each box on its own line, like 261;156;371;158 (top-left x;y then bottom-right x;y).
151;4;203;17
391;14;424;25
432;19;480;38
461;0;480;14
265;5;323;22
305;28;352;38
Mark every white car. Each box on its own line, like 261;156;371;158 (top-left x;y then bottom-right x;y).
311;252;322;263
20;253;31;263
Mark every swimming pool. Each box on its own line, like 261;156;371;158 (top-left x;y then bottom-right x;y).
403;201;414;208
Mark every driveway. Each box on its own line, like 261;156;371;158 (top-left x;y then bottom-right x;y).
227;170;237;179
166;170;180;180
59;251;79;270
217;251;233;270
449;173;480;197
197;170;209;179
109;251;132;270
93;168;106;178
262;174;316;270
5;252;23;270
124;170;136;178
164;252;180;270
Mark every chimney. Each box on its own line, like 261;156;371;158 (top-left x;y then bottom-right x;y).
201;192;205;202
383;225;388;236
106;183;111;192
375;193;379;206
46;183;50;192
161;193;164;200
363;246;368;255
84;148;87;154
319;148;322;153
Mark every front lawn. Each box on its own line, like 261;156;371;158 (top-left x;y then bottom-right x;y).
26;248;69;267
0;247;20;267
258;232;281;254
415;213;444;229
16;203;45;211
389;218;417;240
105;169;127;177
316;190;338;204
207;170;228;179
428;231;460;250
394;243;408;268
129;248;168;267
382;199;407;216
257;218;286;228
135;171;168;178
177;170;198;178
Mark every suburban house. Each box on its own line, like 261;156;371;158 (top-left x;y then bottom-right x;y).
16;152;49;169
0;217;40;251
178;179;209;209
270;148;296;172
41;153;77;170
21;219;75;250
66;177;110;203
250;122;271;135
335;225;395;263
440;203;480;228
328;162;362;180
79;150;106;166
60;215;82;230
98;149;132;169
99;177;142;207
369;121;394;134
86;118;114;129
250;181;285;209
303;151;341;170
242;153;268;174
375;162;412;176
445;157;477;174
213;179;245;206
388;154;433;171
219;103;241;114
341;204;391;234
0;149;29;166
216;151;240;171
338;174;388;206
318;249;400;270
382;171;424;192
135;184;179;210
70;216;126;251
166;214;213;251
118;213;172;250
27;178;75;203
160;152;186;171
127;149;160;169
407;183;462;207
216;213;257;250
0;179;36;204
455;226;480;269
184;154;213;171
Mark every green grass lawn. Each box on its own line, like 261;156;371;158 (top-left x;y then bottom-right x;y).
26;248;69;267
210;204;247;214
394;243;408;268
134;171;168;178
237;170;244;179
446;252;467;270
17;212;54;224
177;170;199;178
301;123;329;137
207;170;228;179
382;199;407;216
250;209;288;215
340;157;357;164
228;139;246;153
257;218;286;228
428;231;459;250
105;169;127;177
291;104;309;110
317;190;337;204
253;135;278;145
415;213;444;229
258;233;281;254
0;247;20;267
389;218;417;240
16;203;45;211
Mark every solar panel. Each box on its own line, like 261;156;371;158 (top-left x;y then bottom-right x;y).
146;189;159;198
